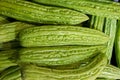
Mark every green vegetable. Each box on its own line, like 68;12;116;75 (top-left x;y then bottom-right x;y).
32;0;120;19
0;15;9;24
0;66;22;80
104;18;117;62
96;78;115;80
90;16;104;31
19;25;109;47
18;45;105;66
0;50;18;72
22;53;107;80
0;15;10;48
90;16;117;62
99;64;120;79
0;0;88;25
0;22;34;43
115;20;120;68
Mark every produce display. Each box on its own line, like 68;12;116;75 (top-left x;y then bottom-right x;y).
0;0;120;80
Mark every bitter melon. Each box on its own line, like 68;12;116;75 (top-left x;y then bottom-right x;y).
18;45;105;66
0;21;34;43
0;49;18;72
0;66;22;80
0;15;9;24
0;0;88;25
115;20;120;68
33;0;120;19
99;64;120;79
104;18;117;62
19;25;109;47
22;53;107;80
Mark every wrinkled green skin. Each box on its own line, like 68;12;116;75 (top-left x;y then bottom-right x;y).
0;22;34;43
18;45;105;66
0;66;22;80
115;21;120;68
19;25;109;47
22;53;107;80
33;0;120;19
99;64;120;79
0;50;17;72
0;0;88;25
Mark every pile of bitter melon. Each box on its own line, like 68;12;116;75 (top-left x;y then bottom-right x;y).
0;0;120;80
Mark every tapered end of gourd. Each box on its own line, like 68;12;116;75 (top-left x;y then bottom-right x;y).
69;12;89;25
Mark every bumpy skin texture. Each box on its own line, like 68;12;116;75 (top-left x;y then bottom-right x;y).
0;22;34;43
0;66;22;80
0;0;88;25
19;25;109;47
33;0;120;19
0;50;18;72
99;64;120;79
22;53;107;80
18;45;105;66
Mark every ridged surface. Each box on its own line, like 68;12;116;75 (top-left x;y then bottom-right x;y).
0;50;18;72
0;22;34;43
19;25;109;47
22;53;107;80
33;0;120;19
18;45;105;66
90;16;104;31
0;66;22;80
99;64;120;79
0;0;88;25
115;20;120;68
104;18;117;62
